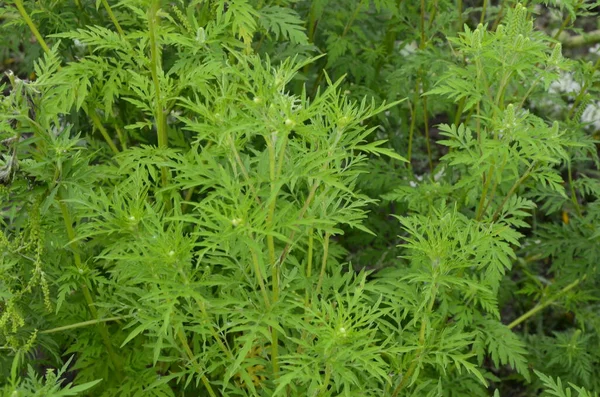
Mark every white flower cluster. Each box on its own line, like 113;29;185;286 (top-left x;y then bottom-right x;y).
581;101;600;130
548;72;581;96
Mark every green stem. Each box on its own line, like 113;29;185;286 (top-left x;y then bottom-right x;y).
491;163;536;222
321;364;332;393
341;0;366;38
552;0;584;42
230;137;261;205
250;248;272;309
518;75;542;109
422;88;433;173
148;1;168;187
480;0;488;24
561;29;600;48
419;0;426;47
176;328;217;397
101;0;125;36
494;71;513;112
407;81;419;169
491;0;506;31
40;316;129;334
508;277;582;330
89;110;120;154
457;0;463;32
176;270;233;360
567;162;583;217
476;166;494;220
306;1;320;43
453;97;465;126
115;124;127;150
480;157;507;217
552;8;576;42
305;228;314;304
392;282;438;397
276;181;319;269
14;0;51;55
568;56;600;120
315;232;330;296
427;0;438;31
265;131;287;379
58;196;123;379
418;0;432;173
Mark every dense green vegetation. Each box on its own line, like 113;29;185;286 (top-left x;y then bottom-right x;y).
1;0;600;395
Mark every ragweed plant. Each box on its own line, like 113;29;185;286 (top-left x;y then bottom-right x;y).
1;0;600;396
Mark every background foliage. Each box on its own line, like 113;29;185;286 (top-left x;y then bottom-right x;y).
1;0;600;396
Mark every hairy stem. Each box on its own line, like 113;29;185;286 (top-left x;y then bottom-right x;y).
14;0;51;55
89;110;120;154
508;277;582;330
101;0;125;36
40;316;129;334
148;1;168;187
176;328;217;397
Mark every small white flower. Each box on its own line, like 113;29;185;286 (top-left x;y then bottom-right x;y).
589;44;600;56
409;181;418;188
